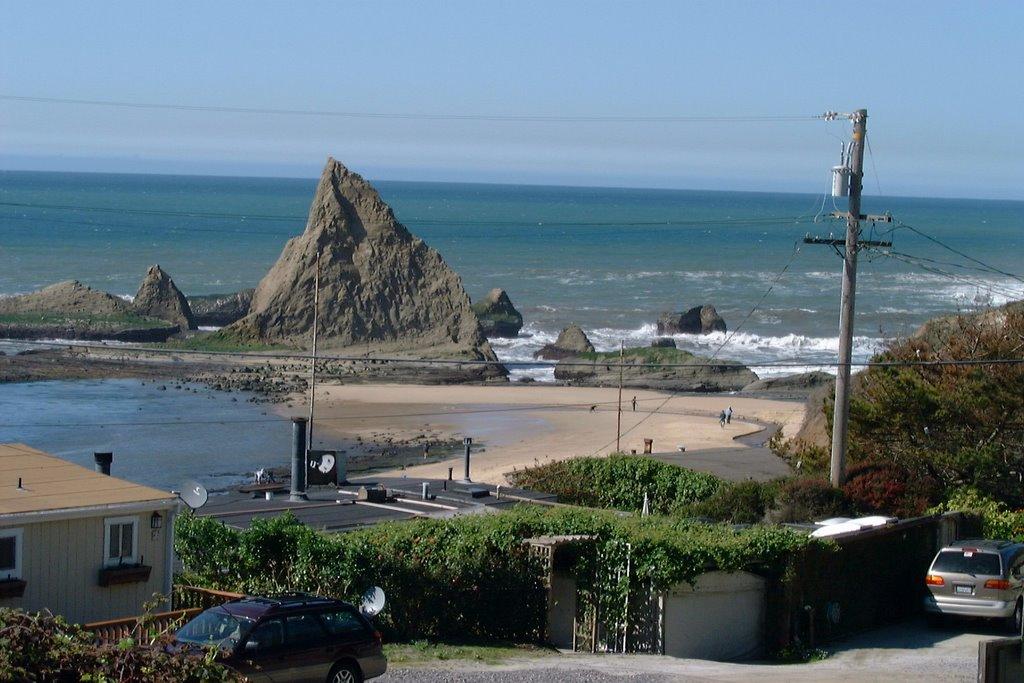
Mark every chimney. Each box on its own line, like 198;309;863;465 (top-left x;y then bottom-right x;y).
94;452;113;476
290;417;308;501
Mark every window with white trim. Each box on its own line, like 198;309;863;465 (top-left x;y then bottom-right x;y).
103;516;138;567
0;529;23;580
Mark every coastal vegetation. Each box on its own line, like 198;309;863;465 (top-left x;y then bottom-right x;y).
174;506;822;643
0;311;169;329
0;607;237;681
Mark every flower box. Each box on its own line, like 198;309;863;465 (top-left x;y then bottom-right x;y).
98;564;152;587
0;579;27;598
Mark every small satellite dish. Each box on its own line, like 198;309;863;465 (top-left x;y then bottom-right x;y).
359;586;386;618
178;479;209;510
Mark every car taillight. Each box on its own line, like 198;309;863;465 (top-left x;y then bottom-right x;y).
984;579;1011;590
926;575;945;586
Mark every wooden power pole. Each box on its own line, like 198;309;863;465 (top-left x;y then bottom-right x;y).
804;109;892;487
616;340;624;452
307;249;321;451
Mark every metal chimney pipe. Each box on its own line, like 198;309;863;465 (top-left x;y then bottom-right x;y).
462;437;473;483
94;452;112;476
290;417;308;501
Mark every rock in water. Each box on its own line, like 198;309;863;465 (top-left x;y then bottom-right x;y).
228;157;499;366
134;265;196;331
534;324;595;360
187;289;254;327
471;288;524;338
657;305;726;335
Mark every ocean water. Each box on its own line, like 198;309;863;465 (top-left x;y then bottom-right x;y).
2;170;1022;380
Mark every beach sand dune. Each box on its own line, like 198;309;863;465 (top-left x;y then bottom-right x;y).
284;384;804;484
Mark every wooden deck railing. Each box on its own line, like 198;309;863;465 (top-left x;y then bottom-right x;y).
83;586;245;645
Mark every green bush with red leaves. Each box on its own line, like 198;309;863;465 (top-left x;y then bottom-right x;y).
0;608;238;682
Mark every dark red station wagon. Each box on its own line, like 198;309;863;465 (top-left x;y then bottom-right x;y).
176;593;387;682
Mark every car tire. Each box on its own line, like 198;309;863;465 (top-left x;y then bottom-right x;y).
327;661;362;683
1006;600;1023;634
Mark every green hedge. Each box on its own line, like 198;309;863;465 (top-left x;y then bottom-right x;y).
506;455;724;515
175;506;821;642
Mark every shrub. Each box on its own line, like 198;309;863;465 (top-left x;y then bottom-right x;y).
771;477;852;523
684;480;778;524
0;608;237;682
506;455;724;514
843;461;939;517
933;489;1024;541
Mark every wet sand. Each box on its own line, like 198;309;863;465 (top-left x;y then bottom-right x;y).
279;383;805;484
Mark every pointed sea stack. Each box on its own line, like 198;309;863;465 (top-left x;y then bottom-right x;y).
134;265;196;331
226;157;503;379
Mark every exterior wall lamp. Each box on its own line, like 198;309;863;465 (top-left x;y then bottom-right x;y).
150;511;163;530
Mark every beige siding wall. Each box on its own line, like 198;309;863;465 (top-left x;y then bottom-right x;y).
0;509;171;624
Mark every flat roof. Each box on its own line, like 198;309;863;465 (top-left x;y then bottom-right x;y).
199;476;557;531
0;443;177;518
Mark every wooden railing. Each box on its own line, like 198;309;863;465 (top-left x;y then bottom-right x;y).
83;586;244;645
84;607;203;644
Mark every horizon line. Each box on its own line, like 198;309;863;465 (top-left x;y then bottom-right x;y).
1;164;1020;205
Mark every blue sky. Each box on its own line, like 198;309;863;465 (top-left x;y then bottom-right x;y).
2;1;1021;199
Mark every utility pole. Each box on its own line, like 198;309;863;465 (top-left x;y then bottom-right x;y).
805;109;891;487
616;340;624;452
307;249;321;451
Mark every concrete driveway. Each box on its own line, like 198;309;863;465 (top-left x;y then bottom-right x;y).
380;617;999;682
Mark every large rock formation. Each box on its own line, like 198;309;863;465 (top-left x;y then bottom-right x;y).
187;289;254;327
657;305;726;335
133;265;196;331
471;288;523;338
225;158;501;376
742;371;834;396
0;280;178;342
554;346;757;392
534;324;595;360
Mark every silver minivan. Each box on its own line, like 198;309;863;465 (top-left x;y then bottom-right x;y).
924;539;1024;631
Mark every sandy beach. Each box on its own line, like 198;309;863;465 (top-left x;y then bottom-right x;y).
281;383;805;484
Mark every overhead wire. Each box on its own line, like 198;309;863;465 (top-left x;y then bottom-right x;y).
0;95;827;124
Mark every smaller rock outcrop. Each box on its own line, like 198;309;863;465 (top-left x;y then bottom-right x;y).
742;371;834;395
651;337;677;348
657;305;726;335
554;345;756;392
134;265;196;331
0;280;178;342
534;324;595;360
471;289;524;338
187;289;254;327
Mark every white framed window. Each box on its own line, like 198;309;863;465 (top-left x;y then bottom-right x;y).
0;529;22;580
103;516;138;567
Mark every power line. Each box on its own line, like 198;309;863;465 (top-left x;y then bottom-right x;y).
0;200;811;229
0;95;826;124
893;221;1024;285
6;337;1024;369
871;249;1023;302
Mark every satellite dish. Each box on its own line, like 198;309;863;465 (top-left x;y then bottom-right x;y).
359;586;386;617
178;479;209;510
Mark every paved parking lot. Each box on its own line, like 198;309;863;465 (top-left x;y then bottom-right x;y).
379;617;1000;682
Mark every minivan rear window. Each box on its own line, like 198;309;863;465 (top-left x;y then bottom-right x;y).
932;550;1001;576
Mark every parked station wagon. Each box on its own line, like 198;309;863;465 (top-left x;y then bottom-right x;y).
924;539;1024;631
176;593;386;682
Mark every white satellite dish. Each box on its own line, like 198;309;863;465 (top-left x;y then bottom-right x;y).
359;586;386;618
178;479;209;510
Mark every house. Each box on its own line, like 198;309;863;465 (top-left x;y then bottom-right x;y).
0;443;179;624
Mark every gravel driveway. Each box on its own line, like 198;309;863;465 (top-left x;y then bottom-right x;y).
378;617;993;682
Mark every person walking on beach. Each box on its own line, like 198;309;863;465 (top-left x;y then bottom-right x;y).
718;410;727;428
726;406;733;424
631;396;637;412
